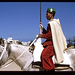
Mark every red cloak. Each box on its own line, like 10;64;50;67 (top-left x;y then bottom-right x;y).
39;24;55;70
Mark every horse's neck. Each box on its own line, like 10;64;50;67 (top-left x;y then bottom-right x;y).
10;44;33;69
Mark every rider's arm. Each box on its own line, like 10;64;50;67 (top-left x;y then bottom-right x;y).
39;24;52;40
39;30;52;40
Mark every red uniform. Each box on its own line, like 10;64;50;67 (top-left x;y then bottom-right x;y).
39;24;55;70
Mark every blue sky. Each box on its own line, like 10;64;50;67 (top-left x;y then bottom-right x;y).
0;2;75;42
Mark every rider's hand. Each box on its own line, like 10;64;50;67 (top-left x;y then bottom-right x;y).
36;35;42;39
39;22;44;30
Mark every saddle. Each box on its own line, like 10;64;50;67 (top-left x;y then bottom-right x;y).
32;62;70;70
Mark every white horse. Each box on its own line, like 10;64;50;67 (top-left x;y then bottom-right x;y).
0;39;43;71
0;38;75;71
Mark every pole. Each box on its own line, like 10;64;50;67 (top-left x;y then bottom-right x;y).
40;2;42;43
40;2;41;23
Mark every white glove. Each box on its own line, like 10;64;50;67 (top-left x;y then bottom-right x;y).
36;35;42;39
36;35;39;39
39;22;43;30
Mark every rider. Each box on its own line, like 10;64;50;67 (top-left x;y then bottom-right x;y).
37;8;67;71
